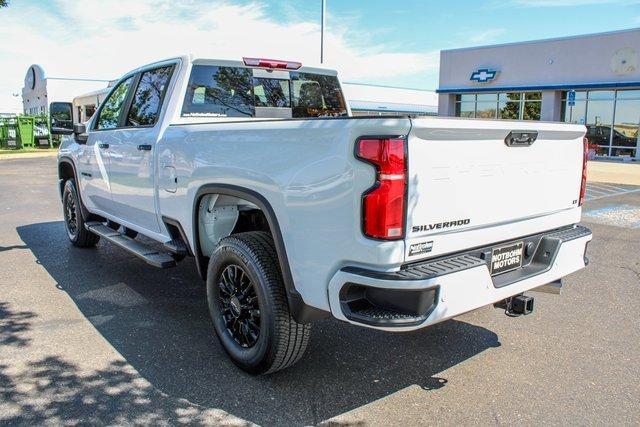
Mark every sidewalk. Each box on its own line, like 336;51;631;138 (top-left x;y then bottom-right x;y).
588;160;640;186
0;149;58;161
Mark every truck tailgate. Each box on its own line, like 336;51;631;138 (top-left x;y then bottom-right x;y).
405;117;586;262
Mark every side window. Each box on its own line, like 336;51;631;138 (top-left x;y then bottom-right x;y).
96;77;134;130
126;66;173;127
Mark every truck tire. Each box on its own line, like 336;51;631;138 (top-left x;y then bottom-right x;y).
62;179;100;248
206;231;311;374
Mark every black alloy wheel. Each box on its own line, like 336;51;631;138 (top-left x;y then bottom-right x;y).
218;264;261;348
62;179;100;247
64;190;78;239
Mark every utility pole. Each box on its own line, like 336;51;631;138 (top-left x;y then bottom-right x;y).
320;0;326;63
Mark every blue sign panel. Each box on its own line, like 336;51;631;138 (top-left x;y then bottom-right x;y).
568;90;576;106
470;68;498;83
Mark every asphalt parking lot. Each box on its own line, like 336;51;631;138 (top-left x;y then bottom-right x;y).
1;157;639;426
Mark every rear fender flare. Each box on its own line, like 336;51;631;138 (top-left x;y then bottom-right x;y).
192;184;327;323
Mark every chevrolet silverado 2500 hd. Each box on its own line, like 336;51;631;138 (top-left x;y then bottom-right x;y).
52;55;592;374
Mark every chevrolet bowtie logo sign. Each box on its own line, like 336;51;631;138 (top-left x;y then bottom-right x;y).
470;68;498;83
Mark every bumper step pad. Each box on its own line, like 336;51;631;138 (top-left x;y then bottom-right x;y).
350;306;418;322
342;254;486;282
545;225;592;242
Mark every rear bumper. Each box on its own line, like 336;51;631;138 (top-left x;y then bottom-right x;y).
327;225;592;331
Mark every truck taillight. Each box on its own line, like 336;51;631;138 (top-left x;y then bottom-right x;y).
356;137;407;240
579;137;588;206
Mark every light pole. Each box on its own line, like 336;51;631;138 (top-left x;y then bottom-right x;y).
320;0;326;63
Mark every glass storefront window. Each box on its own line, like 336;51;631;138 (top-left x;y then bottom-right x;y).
456;102;475;118
477;93;497;102
586;100;614;126
562;89;640;158
456;92;539;120
563;101;587;124
523;101;541;120
476;101;497;118
616;90;640;100
574;91;587;100
586;125;611;149
611;147;636;157
500;93;522;102
586;99;614;154
499;101;520;119
613;99;640;155
588;90;615;100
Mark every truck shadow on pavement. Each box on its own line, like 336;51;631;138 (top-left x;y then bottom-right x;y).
0;303;247;426
15;221;501;426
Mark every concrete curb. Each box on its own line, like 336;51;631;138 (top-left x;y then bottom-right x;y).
0;151;58;161
588;161;640;186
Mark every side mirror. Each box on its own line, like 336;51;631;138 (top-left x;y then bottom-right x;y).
74;123;88;144
51;126;74;135
49;102;74;135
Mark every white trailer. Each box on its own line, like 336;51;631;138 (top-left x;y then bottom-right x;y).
72;86;111;124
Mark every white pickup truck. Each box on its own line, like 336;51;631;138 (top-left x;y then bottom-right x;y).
52;55;592;374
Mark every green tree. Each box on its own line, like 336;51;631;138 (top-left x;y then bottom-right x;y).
0;1;9;8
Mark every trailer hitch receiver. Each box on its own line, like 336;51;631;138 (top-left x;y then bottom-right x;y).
494;294;534;316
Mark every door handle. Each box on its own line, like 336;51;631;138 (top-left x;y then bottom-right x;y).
137;144;152;151
98;143;109;149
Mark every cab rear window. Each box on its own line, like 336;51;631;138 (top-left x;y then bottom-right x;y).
253;78;290;108
182;65;348;118
182;66;254;117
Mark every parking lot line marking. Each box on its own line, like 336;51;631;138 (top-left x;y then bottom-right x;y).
586;186;615;194
585;187;611;195
589;185;621;193
585;187;640;201
590;183;632;192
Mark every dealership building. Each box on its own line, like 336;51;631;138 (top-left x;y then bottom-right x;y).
438;28;640;159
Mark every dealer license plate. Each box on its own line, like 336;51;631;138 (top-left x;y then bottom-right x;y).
490;241;524;276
